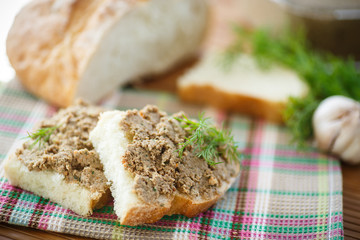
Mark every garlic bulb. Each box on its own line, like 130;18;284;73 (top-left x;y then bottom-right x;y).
313;95;360;164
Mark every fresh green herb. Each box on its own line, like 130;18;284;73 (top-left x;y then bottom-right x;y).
222;26;360;145
25;125;59;149
174;113;241;166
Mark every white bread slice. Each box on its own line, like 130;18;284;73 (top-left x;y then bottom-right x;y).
3;155;111;216
90;110;239;226
7;0;209;107
178;52;308;123
3;101;111;216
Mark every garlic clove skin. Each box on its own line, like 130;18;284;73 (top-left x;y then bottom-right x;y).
312;95;360;164
312;96;351;150
332;109;360;160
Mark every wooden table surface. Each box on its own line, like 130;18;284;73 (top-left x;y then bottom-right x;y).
341;164;360;239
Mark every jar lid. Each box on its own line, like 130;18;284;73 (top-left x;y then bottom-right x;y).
272;0;360;20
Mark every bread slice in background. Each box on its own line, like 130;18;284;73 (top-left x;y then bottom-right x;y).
177;52;308;123
3;101;111;216
6;0;209;107
90;107;240;226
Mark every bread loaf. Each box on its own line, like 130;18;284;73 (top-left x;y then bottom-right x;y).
7;0;209;107
90;105;240;226
178;52;308;123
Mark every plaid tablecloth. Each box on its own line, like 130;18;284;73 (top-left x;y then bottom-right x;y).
0;80;343;239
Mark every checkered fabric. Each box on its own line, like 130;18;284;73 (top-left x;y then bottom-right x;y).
0;80;343;239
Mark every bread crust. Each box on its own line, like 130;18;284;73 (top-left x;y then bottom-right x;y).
178;84;286;123
7;0;134;107
121;204;169;226
91;188;112;210
4;154;111;216
167;194;221;218
120;175;238;226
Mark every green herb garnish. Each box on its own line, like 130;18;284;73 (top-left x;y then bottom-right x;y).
74;175;81;181
175;113;241;166
26;125;59;149
222;26;360;146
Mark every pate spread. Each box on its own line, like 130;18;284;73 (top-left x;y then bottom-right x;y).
120;105;239;205
16;100;108;193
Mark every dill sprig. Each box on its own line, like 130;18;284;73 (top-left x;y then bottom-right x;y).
222;26;360;146
175;113;241;166
25;125;59;149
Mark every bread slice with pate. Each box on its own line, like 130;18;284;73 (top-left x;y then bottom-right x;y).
4;101;111;216
90;105;240;226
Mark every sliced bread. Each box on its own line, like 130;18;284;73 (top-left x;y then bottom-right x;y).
178;52;308;123
4;101;111;216
90;105;240;226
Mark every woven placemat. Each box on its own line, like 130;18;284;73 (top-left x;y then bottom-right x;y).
0;80;343;239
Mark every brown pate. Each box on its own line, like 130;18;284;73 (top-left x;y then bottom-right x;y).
16;100;108;194
120;105;240;205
